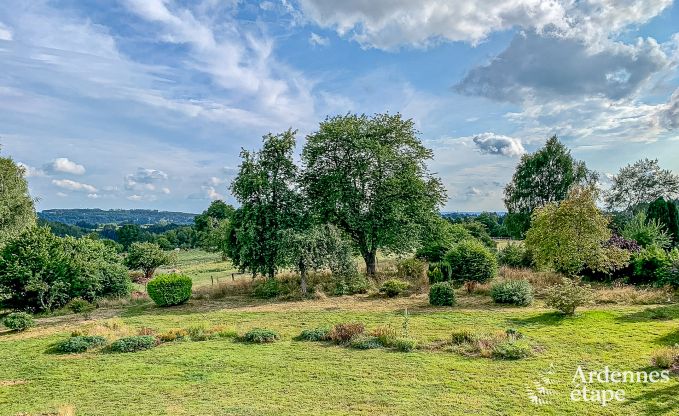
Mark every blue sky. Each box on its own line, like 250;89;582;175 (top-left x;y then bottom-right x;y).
1;0;678;213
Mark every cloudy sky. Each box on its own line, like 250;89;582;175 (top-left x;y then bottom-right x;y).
1;0;678;213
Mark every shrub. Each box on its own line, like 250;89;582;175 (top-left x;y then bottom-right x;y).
329;322;365;343
490;280;534;306
651;347;679;369
428;262;452;283
252;279;281;299
109;335;157;353
349;335;382;350
429;282;456;306
242;328;280;343
297;327;331;342
492;340;532;360
428;267;444;284
451;329;479;345
2;312;35;331
415;244;450;263
56;335;107;353
621;212;671;249
394;337;417;352
379;279;410;298
125;242;175;282
158;328;189;342
370;326;398;347
497;243;532;268
187;323;216;341
332;274;370;296
397;258;426;280
147;273;192;307
544;280;594;315
66;298;95;314
630;246;670;285
445;240;497;285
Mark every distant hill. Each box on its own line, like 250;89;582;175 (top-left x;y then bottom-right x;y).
38;209;197;226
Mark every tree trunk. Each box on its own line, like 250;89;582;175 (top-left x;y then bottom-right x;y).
299;261;308;296
363;251;377;276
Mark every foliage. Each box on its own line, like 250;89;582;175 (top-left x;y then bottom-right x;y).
504;136;597;238
147;273;192;307
629;246;672;285
157;328;189;342
252;279;282;299
650;347;679;369
229;130;301;279
349;335;382;350
460;221;496;250
194;200;235;258
65;298;95;314
297;327;331;342
370;326;398;347
332;274;370;296
606;234;641;252
604;159;679;211
2;312;35;331
647;197;679;246
394;338;418;352
497;243;533;268
489;280;534;306
56;336;107;353
302;113;446;275
0;226;131;312
429;282;456;306
620;212;671;249
242;328;280;343
544;280;594;315
396;258;427;280
0;151;36;246
491;340;533;360
329;322;365;344
125;242;175;281
445;240;497;284
428;266;444;284
526;187;613;276
38;208;196;226
379;279;410;297
109;335;157;353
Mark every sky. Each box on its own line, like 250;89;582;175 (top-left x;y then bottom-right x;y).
1;0;679;214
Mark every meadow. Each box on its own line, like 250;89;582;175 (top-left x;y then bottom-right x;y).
1;250;678;416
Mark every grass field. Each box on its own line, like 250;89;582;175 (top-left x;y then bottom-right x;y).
1;251;678;416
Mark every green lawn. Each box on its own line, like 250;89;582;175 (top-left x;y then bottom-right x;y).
1;251;678;415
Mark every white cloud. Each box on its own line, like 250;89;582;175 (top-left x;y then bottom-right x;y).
661;88;679;129
204;186;224;200
56;192;67;197
17;162;45;177
47;157;86;175
0;22;12;40
87;193;100;199
127;194;143;201
52;179;97;193
309;32;329;46
124;168;168;190
472;133;526;157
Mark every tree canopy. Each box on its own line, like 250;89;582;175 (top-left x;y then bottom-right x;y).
301;113;446;275
0;150;36;245
604;159;679;211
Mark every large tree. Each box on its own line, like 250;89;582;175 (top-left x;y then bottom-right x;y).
504;136;597;238
194;200;235;258
604;159;679;211
229;130;301;279
0;149;35;245
301;113;446;275
647;197;679;246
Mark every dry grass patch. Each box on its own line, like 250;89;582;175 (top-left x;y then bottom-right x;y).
594;285;675;305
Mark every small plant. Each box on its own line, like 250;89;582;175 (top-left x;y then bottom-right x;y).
332;274;370;296
429;282;456;306
65;298;96;315
297;327;331;341
349;335;382;350
158;328;189;342
490;280;534;306
651;347;679;369
147;273;192;307
2;312;35;332
242;328;280;343
428;267;444;284
397;258;427;280
252;279;281;299
402;308;410;338
56;336;107;353
370;325;398;347
394;338;417;352
451;329;479;345
109;335;157;353
187;324;215;341
544;279;594;315
329;322;365;344
379;279;410;298
505;328;524;340
492;340;533;360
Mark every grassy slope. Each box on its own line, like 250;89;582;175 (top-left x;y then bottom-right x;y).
1;252;678;416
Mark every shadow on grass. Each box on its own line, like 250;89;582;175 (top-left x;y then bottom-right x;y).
625;383;679;415
507;311;567;326
616;305;679;323
655;329;679;346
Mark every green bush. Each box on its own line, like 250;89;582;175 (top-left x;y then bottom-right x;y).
445;240;497;284
544;280;594;315
397;258;426;280
349;335;382;350
394;338;417;352
428;262;452;283
490;280;534;306
297;327;331;341
242;328;280;343
429;282;456;306
379;279;410;298
630;246;670;285
415;244;450;263
66;298;96;314
2;312;35;331
329;322;365;343
147;273;192;307
492;340;532;360
56;335;107;353
252;279;281;299
428;266;444;284
109;335;157;353
497;243;532;268
333;274;370;296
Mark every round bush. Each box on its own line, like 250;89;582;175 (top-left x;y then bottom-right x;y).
297;327;331;342
242;328;280;343
147;273;192;307
56;336;107;353
445;240;497;284
490;280;534;306
2;312;35;332
497;243;532;268
491;340;532;360
109;335;157;353
252;279;281;299
429;282;456;306
544;280;594;315
394;338;417;352
349;335;382;350
379;279;410;298
65;298;95;314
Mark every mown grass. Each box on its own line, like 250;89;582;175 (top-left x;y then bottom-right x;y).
1;251;678;415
